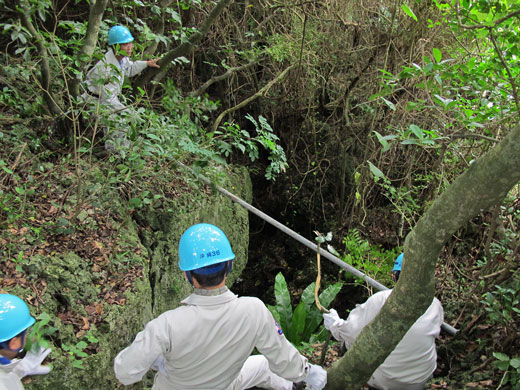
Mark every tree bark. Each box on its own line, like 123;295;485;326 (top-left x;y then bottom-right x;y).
144;0;175;57
326;124;520;389
18;0;62;116
134;0;234;90
68;0;109;98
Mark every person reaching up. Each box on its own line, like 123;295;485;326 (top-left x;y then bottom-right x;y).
82;25;160;151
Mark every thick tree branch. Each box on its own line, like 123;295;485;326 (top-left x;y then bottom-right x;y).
144;0;175;57
488;29;520;113
450;133;498;143
456;7;520;30
211;65;294;133
188;61;256;98
18;0;62;115
326;124;520;389
134;0;234;90
68;0;109;98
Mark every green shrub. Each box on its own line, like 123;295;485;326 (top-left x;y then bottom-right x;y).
267;272;342;348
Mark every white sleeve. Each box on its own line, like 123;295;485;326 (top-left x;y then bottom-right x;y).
85;60;123;104
114;317;170;385
334;291;390;348
254;304;309;382
123;60;148;77
432;298;444;337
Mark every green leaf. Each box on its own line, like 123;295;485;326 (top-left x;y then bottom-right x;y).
367;161;386;181
302;306;322;342
273;273;293;333
433;48;442;63
318;283;342;309
434;94;453;107
301;283;316;310
288;302;306;345
409;124;423;139
147;133;161;141
510;358;520;369
493;352;510;361
381;97;396;111
401;3;418;21
267;304;281;326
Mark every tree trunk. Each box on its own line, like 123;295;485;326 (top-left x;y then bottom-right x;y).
68;0;109;98
19;0;62;116
326;124;520;389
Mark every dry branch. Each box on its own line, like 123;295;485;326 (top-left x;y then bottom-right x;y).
188;61;256;98
211;65;294;133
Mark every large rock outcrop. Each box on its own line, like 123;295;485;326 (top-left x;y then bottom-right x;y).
21;165;252;390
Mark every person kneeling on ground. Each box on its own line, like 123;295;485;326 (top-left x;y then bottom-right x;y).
323;253;444;390
0;294;52;390
114;223;327;390
82;25;160;151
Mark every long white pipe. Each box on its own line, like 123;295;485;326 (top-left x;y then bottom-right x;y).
185;163;458;335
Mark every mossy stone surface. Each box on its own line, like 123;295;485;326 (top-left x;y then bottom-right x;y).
23;166;252;389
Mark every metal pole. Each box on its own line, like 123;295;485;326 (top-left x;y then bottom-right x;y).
184;163;458;335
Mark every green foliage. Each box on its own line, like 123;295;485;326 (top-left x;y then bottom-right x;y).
481;274;520;328
367;161;424;229
215;122;259;161
62;331;99;369
340;229;399;286
25;312;58;353
493;352;520;389
244;114;288;181
400;3;417;22
267;272;342;348
213;115;288;181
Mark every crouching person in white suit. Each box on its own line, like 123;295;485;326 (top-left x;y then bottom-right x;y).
114;223;327;390
323;253;444;390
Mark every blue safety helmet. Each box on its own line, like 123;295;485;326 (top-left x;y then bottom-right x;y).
108;25;134;45
0;294;35;343
179;223;235;272
392;253;403;273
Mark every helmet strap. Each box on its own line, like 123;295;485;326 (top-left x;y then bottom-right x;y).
226;260;233;275
186;271;194;286
0;330;27;353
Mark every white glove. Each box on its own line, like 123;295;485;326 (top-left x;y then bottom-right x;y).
151;355;168;377
323;308;343;330
14;347;52;378
304;364;327;390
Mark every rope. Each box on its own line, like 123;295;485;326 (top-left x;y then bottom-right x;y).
314;243;329;314
313;236;332;366
178;161;458;336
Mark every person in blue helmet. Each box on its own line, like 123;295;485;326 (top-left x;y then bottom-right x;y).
0;294;52;389
114;223;327;390
82;25;160;151
323;253;444;390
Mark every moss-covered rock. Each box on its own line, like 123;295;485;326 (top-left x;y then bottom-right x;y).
20;165;252;390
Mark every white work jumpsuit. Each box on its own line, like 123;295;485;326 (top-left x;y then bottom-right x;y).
81;49;148;149
0;359;25;390
330;290;443;390
114;287;310;390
